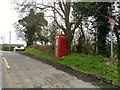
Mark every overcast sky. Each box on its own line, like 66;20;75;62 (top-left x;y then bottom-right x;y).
0;0;26;45
0;0;54;46
0;0;118;46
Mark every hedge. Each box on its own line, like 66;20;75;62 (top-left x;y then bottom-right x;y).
2;46;15;51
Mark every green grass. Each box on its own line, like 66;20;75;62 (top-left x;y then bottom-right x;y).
24;48;119;86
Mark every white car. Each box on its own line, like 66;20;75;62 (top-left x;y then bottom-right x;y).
14;46;25;52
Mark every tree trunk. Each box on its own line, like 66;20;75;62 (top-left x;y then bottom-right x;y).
66;30;73;54
64;2;73;54
80;23;86;53
97;18;108;56
117;38;120;60
115;28;120;60
96;3;110;57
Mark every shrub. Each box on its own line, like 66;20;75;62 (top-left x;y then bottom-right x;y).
28;45;53;51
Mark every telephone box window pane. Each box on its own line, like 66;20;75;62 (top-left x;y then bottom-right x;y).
56;39;58;46
55;39;58;56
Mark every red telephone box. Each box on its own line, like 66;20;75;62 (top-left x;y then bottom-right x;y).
54;34;67;58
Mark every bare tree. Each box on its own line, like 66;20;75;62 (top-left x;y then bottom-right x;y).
12;0;83;53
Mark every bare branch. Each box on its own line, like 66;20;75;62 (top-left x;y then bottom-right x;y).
41;4;65;20
58;2;65;15
72;16;82;33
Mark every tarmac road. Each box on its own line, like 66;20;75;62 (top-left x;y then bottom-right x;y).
0;51;2;89
1;51;100;88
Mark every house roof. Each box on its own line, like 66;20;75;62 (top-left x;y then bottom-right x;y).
0;44;24;47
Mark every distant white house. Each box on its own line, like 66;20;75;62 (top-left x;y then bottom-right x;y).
14;45;25;52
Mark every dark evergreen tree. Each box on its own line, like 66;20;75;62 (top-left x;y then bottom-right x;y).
73;2;112;56
18;9;48;47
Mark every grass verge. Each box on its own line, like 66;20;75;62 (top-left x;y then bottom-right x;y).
24;48;119;86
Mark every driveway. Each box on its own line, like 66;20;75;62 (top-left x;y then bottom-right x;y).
1;51;100;88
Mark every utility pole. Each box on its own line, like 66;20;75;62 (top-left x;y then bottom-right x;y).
110;31;114;63
9;31;11;51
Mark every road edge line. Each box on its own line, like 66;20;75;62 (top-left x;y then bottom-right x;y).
0;53;2;56
3;57;11;69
